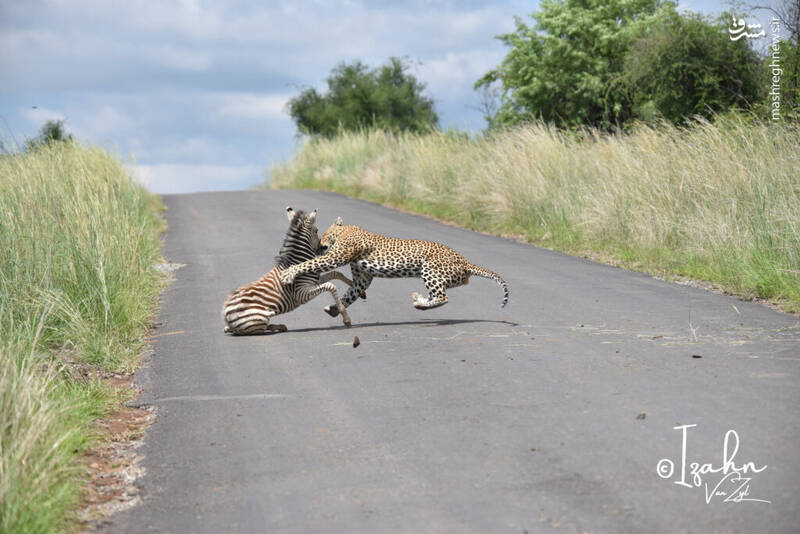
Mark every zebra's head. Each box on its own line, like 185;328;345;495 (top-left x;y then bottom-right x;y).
274;207;323;268
285;206;316;223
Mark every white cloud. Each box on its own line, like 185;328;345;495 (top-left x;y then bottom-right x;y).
79;105;136;138
131;163;263;194
146;44;214;72
420;50;504;95
0;1;530;192
21;106;67;124
127;134;247;165
216;93;292;122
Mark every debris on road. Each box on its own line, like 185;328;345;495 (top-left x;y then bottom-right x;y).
636;412;646;420
692;354;702;359
353;336;360;348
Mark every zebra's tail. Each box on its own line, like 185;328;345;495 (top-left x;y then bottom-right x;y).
466;263;509;308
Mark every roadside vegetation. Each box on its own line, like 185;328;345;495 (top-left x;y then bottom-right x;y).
0;132;164;533
270;117;800;312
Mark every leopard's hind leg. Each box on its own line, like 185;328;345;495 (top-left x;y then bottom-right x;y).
412;266;450;310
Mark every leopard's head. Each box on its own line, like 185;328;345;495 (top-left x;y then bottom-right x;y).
320;216;346;252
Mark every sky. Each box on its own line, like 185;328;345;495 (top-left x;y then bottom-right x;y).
0;0;779;193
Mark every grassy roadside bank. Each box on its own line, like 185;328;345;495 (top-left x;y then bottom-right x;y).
0;141;164;533
269;117;800;313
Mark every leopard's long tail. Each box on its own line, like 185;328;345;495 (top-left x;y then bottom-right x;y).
466;263;509;308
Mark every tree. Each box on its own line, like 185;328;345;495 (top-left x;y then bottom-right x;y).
287;57;438;137
472;83;502;126
25;119;74;151
476;0;669;130
620;11;763;123
751;0;799;42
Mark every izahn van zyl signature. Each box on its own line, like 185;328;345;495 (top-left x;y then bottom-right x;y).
656;424;771;504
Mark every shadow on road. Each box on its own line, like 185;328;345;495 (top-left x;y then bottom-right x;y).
224;318;519;336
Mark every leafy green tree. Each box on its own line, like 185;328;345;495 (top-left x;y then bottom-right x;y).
621;11;763;123
288;57;438;137
25;119;74;151
476;0;669;129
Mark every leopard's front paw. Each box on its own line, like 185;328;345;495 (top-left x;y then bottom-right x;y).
279;269;296;284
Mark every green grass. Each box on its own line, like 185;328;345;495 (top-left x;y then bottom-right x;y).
269;116;800;313
0;141;164;533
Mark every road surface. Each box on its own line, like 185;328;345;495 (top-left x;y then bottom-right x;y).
112;190;800;533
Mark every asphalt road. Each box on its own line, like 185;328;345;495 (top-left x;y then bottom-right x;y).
112;190;800;533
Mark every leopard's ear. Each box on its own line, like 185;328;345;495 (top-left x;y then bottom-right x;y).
308;209;317;224
334;216;343;226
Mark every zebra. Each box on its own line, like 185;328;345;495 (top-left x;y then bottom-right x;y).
222;207;353;334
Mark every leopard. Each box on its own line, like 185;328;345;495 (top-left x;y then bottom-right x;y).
279;217;509;316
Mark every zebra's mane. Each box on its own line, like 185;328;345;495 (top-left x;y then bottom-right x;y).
274;210;317;269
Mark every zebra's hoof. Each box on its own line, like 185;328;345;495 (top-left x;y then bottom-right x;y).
324;305;340;317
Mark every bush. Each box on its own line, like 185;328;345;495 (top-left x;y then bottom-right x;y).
288;57;438;137
622;11;763;123
477;1;769;128
476;0;667;129
24;119;74;151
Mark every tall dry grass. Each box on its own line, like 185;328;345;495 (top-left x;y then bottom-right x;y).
0;142;164;369
270;116;800;311
0;140;163;533
0;322;80;533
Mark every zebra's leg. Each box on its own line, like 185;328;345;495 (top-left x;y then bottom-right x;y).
228;317;286;335
412;266;449;310
319;270;353;287
298;282;352;327
324;263;372;317
225;307;282;335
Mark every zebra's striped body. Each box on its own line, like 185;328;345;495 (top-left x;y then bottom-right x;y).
222;207;352;335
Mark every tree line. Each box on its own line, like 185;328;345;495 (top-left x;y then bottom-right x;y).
289;0;799;136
